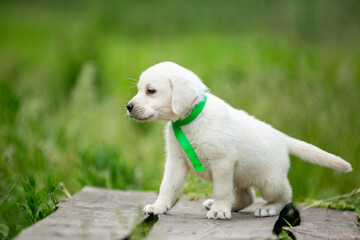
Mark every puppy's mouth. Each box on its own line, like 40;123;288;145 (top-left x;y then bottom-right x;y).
129;114;154;122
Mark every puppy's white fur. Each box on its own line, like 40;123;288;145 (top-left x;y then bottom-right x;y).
128;61;352;219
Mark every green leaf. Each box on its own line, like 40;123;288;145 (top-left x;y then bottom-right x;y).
39;208;52;220
28;202;39;217
47;173;56;192
16;224;24;233
278;230;293;240
21;181;30;193
0;183;16;208
282;217;293;228
0;224;9;238
17;203;28;212
47;193;54;202
17;203;34;223
28;174;36;189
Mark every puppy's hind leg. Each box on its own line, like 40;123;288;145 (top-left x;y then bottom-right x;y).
232;187;255;212
255;177;292;217
203;187;254;212
204;187;255;212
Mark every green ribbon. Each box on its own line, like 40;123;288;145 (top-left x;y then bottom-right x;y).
172;95;207;172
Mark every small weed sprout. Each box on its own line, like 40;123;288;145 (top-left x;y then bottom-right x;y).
17;174;67;224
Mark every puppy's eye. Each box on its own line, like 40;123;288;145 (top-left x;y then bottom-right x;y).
147;89;156;94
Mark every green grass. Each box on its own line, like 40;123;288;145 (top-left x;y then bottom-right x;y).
305;188;360;217
0;1;360;239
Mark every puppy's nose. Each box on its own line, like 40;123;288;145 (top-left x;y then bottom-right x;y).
127;103;134;112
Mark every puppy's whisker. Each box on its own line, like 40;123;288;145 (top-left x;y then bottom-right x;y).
123;77;138;82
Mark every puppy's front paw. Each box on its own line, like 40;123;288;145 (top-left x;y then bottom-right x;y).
143;203;170;215
206;203;231;220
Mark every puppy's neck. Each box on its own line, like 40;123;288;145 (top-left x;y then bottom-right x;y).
174;95;205;122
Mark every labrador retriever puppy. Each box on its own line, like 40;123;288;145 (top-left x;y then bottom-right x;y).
127;61;352;220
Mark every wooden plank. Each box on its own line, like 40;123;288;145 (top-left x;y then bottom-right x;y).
15;187;158;240
15;187;359;240
147;198;359;240
146;198;278;240
290;206;359;240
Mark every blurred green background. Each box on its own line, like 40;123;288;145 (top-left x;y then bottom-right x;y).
0;0;359;238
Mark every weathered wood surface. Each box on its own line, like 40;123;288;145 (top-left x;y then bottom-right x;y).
291;206;359;240
15;186;158;240
15;187;359;240
146;198;278;240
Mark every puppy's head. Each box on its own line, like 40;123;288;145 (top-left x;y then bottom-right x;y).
127;62;208;122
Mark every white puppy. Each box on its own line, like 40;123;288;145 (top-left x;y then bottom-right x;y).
127;61;352;220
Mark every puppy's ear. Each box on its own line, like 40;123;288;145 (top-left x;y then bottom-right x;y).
170;78;199;115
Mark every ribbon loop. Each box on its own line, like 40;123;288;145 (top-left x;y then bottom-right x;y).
172;95;207;172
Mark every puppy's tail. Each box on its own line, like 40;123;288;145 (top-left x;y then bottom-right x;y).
284;136;352;172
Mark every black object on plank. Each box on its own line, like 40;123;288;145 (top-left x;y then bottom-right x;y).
273;202;301;239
